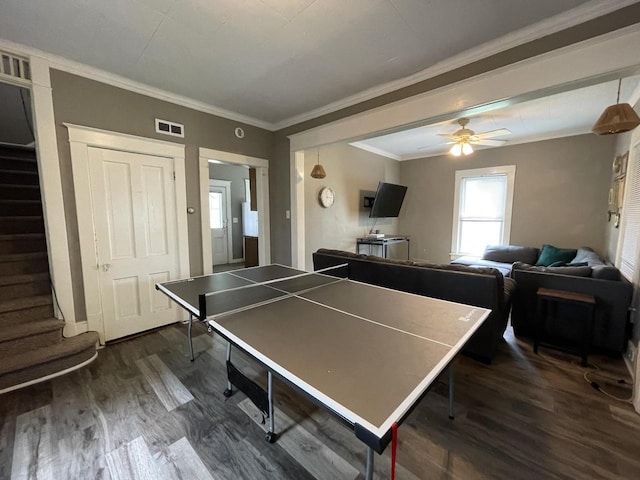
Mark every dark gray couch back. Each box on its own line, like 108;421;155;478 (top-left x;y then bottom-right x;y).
313;249;503;310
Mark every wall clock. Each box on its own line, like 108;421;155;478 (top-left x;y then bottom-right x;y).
318;187;335;208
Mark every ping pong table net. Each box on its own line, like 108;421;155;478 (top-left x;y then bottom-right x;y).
197;263;349;320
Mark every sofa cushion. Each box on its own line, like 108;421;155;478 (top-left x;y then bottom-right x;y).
483;245;539;265
513;261;591;277
572;247;605;266
535;245;578;266
591;265;621;281
451;256;512;276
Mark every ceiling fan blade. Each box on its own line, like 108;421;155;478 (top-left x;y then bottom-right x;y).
471;139;507;147
475;128;511;139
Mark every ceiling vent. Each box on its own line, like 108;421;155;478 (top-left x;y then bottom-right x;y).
155;118;184;138
0;50;31;84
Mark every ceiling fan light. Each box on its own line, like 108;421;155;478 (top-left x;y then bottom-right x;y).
310;163;326;179
450;143;463;156
462;142;474;155
592;103;640;135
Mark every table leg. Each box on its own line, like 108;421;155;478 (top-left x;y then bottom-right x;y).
407;238;410;260
223;343;233;397
582;304;595;367
265;371;277;443
188;313;194;362
535;298;546;354
365;446;374;480
449;363;455;419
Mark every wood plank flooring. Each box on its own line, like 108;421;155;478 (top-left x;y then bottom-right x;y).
1;322;638;480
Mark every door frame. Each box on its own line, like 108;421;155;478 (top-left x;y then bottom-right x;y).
199;147;270;274
209;179;233;265
66;124;189;343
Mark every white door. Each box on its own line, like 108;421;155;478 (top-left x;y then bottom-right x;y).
88;147;180;340
209;183;231;266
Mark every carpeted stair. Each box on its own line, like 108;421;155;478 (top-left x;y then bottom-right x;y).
0;145;99;393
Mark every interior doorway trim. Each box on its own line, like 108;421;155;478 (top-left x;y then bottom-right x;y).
209;179;233;265
199;147;270;275
65;124;189;343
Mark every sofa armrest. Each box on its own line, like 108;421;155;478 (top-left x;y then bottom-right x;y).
511;269;632;352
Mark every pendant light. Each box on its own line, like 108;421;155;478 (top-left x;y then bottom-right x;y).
310;148;326;179
592;79;640;135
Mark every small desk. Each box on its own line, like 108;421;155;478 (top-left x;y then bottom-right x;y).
535;287;596;367
356;235;410;260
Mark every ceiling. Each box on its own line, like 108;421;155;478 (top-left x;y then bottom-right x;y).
0;0;616;128
350;75;640;160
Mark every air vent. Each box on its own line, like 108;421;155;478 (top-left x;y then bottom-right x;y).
155;118;184;138
0;50;31;83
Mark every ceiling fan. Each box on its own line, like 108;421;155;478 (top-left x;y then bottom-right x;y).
438;118;511;156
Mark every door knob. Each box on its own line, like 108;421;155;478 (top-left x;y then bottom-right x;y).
102;264;112;272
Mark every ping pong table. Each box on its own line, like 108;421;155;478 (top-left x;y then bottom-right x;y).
156;264;490;479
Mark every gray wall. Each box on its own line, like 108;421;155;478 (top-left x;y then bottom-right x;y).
399;134;616;264
304;144;400;268
208;163;249;260
50;69;273;321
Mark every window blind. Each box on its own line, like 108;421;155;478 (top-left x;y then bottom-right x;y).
619;148;640;281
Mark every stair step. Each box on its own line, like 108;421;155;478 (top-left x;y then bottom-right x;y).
0;157;38;172
0;304;54;325
0;318;65;352
0;271;49;286
0;216;45;234
0;274;50;301
0;200;42;217
0;252;48;276
0;294;54;326
0;170;40;186
0;331;100;392
0;233;46;254
0;184;41;200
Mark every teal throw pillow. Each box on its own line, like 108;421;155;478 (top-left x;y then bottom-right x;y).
536;244;577;267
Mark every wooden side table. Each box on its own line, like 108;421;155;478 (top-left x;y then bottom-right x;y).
535;288;596;367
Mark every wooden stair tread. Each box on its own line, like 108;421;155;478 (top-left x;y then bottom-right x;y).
0;272;49;286
0;294;52;313
0;233;45;240
0;169;38;175
0;252;47;262
0;318;64;343
0;331;99;376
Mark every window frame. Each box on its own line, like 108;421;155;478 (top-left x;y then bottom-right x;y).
451;165;516;259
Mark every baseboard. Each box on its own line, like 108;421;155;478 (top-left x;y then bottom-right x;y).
230;258;244;264
63;320;89;337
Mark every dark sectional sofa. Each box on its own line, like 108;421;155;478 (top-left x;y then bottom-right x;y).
313;248;516;363
453;244;633;353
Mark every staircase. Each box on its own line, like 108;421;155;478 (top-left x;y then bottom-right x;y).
0;145;99;393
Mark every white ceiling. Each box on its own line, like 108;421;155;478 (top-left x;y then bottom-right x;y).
0;0;619;128
350;75;640;160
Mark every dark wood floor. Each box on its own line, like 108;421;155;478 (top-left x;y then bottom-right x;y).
1;321;638;480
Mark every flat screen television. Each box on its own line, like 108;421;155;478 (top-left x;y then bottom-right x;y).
369;182;407;218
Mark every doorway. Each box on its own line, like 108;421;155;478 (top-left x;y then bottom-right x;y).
67;125;189;343
199;147;270;275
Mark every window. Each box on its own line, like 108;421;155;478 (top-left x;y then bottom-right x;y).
617;147;640;281
451;166;516;258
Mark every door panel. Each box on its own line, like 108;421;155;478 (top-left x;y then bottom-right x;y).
209;187;229;265
88;147;180;340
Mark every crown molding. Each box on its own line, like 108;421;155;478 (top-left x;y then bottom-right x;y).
0;38;273;131
273;0;640;130
1;0;635;132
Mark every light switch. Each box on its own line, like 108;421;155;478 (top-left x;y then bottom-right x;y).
232;217;238;223
285;210;291;219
